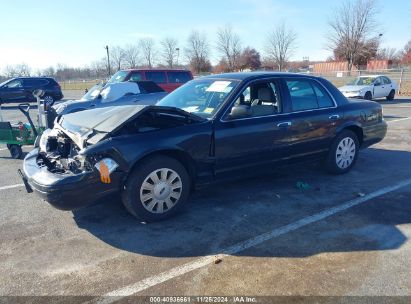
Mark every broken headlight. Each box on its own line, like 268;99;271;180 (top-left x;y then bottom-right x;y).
39;129;52;152
94;158;119;184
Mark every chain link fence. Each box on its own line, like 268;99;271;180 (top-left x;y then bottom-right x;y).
309;68;411;95
58;69;411;96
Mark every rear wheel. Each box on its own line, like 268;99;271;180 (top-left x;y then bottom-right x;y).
325;130;359;174
364;91;372;100
122;156;191;222
9;144;23;159
386;90;395;101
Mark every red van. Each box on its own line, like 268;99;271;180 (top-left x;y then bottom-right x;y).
108;69;193;93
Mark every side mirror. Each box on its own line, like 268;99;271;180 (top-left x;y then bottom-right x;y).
228;105;252;120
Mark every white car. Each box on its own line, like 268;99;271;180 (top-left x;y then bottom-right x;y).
339;75;397;101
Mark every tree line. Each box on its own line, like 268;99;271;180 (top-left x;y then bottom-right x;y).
1;0;411;82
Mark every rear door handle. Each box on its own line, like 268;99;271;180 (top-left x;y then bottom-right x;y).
329;115;340;120
277;121;292;128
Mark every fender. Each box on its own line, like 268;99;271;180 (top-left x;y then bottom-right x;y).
336;120;363;134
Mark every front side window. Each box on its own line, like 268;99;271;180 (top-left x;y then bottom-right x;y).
145;71;166;83
157;79;239;118
373;77;382;86
229;81;282;118
108;71;129;83
4;79;23;88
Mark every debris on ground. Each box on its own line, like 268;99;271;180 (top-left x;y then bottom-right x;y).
357;192;366;197
275;194;281;199
214;257;222;264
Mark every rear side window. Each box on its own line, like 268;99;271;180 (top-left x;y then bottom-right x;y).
145;71;166;83
286;79;334;111
382;76;391;84
311;82;334;108
24;79;49;87
138;81;165;93
167;71;192;83
287;80;318;111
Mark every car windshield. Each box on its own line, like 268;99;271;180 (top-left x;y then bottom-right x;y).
0;79;11;87
157;79;239;118
108;71;129;83
80;84;104;101
347;77;376;86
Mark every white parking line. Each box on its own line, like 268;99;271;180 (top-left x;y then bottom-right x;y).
388;117;411;123
0;184;24;191
91;177;411;304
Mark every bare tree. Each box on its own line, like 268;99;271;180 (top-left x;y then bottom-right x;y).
377;47;401;61
264;22;297;71
327;0;380;71
110;46;125;71
122;44;139;68
3;65;18;78
139;38;157;68
161;37;179;68
216;24;242;71
185;30;211;74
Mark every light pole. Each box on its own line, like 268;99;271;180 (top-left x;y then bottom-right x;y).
176;48;180;67
105;45;111;77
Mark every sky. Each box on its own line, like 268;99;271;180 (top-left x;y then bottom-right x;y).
0;0;410;71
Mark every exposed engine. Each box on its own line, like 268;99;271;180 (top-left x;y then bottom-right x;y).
37;129;91;174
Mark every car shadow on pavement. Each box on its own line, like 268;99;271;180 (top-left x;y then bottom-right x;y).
73;148;411;258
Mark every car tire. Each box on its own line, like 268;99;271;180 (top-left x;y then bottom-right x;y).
386;90;395;101
325;130;359;174
122;155;191;222
43;95;55;108
9;144;23;159
364;91;372;100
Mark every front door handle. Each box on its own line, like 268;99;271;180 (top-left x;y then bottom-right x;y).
329;115;340;120
277;121;292;128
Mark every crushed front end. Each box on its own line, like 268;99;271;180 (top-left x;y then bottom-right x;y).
21;128;123;210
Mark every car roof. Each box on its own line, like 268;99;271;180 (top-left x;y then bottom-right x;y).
200;72;320;81
123;69;191;72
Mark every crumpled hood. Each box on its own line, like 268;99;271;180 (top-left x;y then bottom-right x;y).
55;104;148;149
53;104;205;149
339;85;371;92
53;99;91;114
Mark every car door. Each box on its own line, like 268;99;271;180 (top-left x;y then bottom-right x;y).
381;76;394;95
372;77;386;98
282;78;341;160
0;79;25;102
213;79;291;175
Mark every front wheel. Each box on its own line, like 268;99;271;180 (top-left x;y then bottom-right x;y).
325;130;359;174
122;156;191;222
364;91;372;100
386;90;395;101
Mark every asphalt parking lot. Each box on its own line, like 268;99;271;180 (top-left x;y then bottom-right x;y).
1;95;411;301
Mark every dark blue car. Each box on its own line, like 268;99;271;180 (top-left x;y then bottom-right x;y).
22;72;387;222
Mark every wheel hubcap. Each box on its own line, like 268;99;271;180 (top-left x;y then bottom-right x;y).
140;168;182;214
336;137;356;169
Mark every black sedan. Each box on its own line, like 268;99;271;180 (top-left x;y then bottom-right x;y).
21;72;387;222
